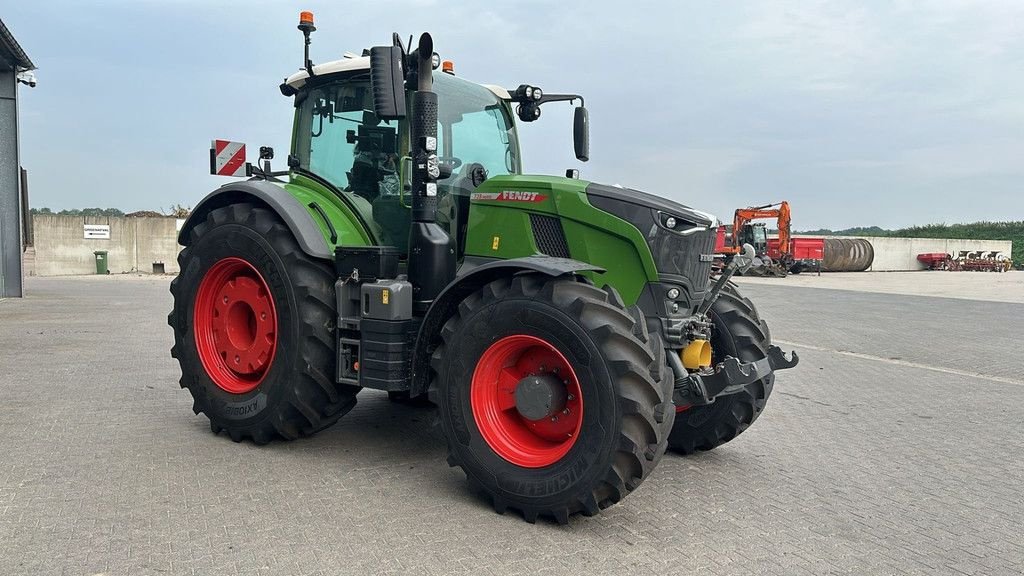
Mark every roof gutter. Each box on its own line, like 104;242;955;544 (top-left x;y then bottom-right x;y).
0;19;35;71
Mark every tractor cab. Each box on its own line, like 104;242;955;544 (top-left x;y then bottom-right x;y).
738;222;770;255
286;58;524;257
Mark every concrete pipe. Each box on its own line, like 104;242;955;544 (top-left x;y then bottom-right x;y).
823;238;874;271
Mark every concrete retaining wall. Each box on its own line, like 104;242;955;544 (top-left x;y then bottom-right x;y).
29;215;181;276
27;217;1016;276
797;235;1013;271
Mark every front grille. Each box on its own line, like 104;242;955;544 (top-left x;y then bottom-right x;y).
530;214;571;258
586;187;717;304
647;226;716;293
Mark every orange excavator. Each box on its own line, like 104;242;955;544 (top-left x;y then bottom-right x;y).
717;201;803;276
721;201;792;257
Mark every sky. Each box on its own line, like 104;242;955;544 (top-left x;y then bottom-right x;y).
5;0;1024;229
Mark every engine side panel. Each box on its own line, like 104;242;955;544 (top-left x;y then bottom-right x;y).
462;174;658;305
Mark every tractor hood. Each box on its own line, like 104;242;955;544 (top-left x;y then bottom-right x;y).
586;182;719;301
586;183;718;230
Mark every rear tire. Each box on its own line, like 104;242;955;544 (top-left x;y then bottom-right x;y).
434;275;673;523
168;203;358;444
668;283;774;455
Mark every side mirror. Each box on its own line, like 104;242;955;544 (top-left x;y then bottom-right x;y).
369;45;406;120
573;106;589;162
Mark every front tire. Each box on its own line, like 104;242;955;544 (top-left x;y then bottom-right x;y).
434;275;673;523
168;203;358;444
668;283;774;454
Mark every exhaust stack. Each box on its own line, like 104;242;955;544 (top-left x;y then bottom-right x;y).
370;33;455;311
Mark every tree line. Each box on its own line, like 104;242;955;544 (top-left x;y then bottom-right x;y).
31;207;125;217
30;205;191;218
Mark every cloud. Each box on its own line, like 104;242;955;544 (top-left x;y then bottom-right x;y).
816;159;899;170
7;1;1024;227
728;2;889;95
590;147;759;219
899;138;1024;179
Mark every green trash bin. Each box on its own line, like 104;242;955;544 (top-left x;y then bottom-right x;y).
93;251;109;274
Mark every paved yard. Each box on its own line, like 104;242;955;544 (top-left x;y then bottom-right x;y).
1;275;1021;575
736;270;1024;304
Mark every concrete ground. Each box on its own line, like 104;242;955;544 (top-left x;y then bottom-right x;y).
1;274;1022;575
735;269;1024;304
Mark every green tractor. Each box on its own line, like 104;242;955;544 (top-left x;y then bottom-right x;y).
169;14;797;524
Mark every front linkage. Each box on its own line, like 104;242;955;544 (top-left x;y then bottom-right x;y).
670;243;799;407
673;346;798;406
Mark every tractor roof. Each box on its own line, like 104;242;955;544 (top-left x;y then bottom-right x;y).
283;55;510;100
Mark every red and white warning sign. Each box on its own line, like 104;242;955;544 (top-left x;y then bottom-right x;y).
210;140;247;177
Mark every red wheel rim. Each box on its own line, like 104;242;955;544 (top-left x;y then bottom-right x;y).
193;257;277;394
470;335;583;468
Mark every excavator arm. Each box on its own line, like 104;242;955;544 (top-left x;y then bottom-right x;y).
731;201;791;255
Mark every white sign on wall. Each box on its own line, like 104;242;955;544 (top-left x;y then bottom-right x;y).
84;224;111;239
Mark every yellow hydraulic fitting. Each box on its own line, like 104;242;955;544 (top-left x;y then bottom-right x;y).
681;339;712;369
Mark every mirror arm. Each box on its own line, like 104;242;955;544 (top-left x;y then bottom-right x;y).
534;93;585;107
508;93;585;107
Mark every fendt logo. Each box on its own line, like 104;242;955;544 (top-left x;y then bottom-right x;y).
471;190;548;203
499;190;546;202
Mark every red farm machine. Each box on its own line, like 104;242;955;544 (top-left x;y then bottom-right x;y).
918;251;1012;272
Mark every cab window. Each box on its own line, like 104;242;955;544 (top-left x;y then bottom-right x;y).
295;76;408;248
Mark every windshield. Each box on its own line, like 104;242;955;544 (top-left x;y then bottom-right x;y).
433;73;520;177
294;72;519;190
742;225;768;247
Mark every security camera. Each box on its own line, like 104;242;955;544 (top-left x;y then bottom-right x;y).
16;71;37;88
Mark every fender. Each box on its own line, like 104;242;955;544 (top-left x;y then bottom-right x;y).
408;256;605;397
178;180;333;260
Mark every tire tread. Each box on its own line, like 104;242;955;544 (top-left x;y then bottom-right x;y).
668;283;774;455
436;276;674;523
168;203;358;443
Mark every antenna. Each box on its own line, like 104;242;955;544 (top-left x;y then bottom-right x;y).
298;11;316;77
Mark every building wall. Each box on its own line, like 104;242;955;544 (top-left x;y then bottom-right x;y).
29;215;181;276
798;235;1014;271
0;67;23;296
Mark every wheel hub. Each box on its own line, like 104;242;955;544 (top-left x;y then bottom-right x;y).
193;257;278;394
514;373;567;421
211;275;274;375
470;334;584;468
